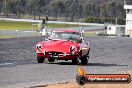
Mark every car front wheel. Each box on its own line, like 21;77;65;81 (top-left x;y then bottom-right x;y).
37;56;45;63
72;57;80;65
81;54;89;65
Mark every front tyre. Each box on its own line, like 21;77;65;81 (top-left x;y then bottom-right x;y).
72;57;80;65
81;54;89;65
37;56;45;63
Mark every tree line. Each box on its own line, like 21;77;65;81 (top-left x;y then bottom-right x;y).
0;0;130;24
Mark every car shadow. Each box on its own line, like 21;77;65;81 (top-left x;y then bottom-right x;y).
81;63;128;67
0;60;128;68
47;62;128;67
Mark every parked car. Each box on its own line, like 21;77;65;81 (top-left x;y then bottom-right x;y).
36;29;90;64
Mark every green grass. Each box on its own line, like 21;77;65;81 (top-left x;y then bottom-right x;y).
84;32;98;36
0;36;15;39
0;20;79;30
84;30;107;36
47;23;79;28
0;20;34;30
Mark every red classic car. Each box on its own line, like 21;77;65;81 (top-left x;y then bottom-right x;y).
36;29;90;64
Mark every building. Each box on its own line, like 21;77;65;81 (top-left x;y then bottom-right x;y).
107;25;125;36
124;0;132;37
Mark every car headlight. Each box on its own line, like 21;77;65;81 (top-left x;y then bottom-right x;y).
36;44;43;50
70;46;77;54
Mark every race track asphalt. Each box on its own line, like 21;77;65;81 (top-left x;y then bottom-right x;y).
0;36;132;88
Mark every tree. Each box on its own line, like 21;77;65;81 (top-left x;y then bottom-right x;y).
0;0;126;22
50;0;65;20
99;4;108;17
0;0;4;14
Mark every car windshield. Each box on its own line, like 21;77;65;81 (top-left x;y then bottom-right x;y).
48;31;80;41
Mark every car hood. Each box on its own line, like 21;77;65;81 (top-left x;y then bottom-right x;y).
37;40;80;53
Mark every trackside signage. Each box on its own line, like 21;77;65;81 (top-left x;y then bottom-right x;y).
76;67;131;85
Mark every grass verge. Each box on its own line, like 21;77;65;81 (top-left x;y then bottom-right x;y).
0;20;79;30
0;36;15;39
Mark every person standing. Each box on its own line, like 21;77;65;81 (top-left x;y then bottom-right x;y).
38;16;48;36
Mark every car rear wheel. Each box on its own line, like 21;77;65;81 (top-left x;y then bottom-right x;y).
48;58;55;62
37;56;45;63
81;54;89;65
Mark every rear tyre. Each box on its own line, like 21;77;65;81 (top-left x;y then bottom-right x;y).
37;56;45;63
48;58;55;62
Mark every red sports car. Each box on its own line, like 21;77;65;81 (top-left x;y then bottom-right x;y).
36;29;90;64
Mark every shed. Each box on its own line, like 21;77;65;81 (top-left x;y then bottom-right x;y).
124;0;132;37
107;25;125;36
